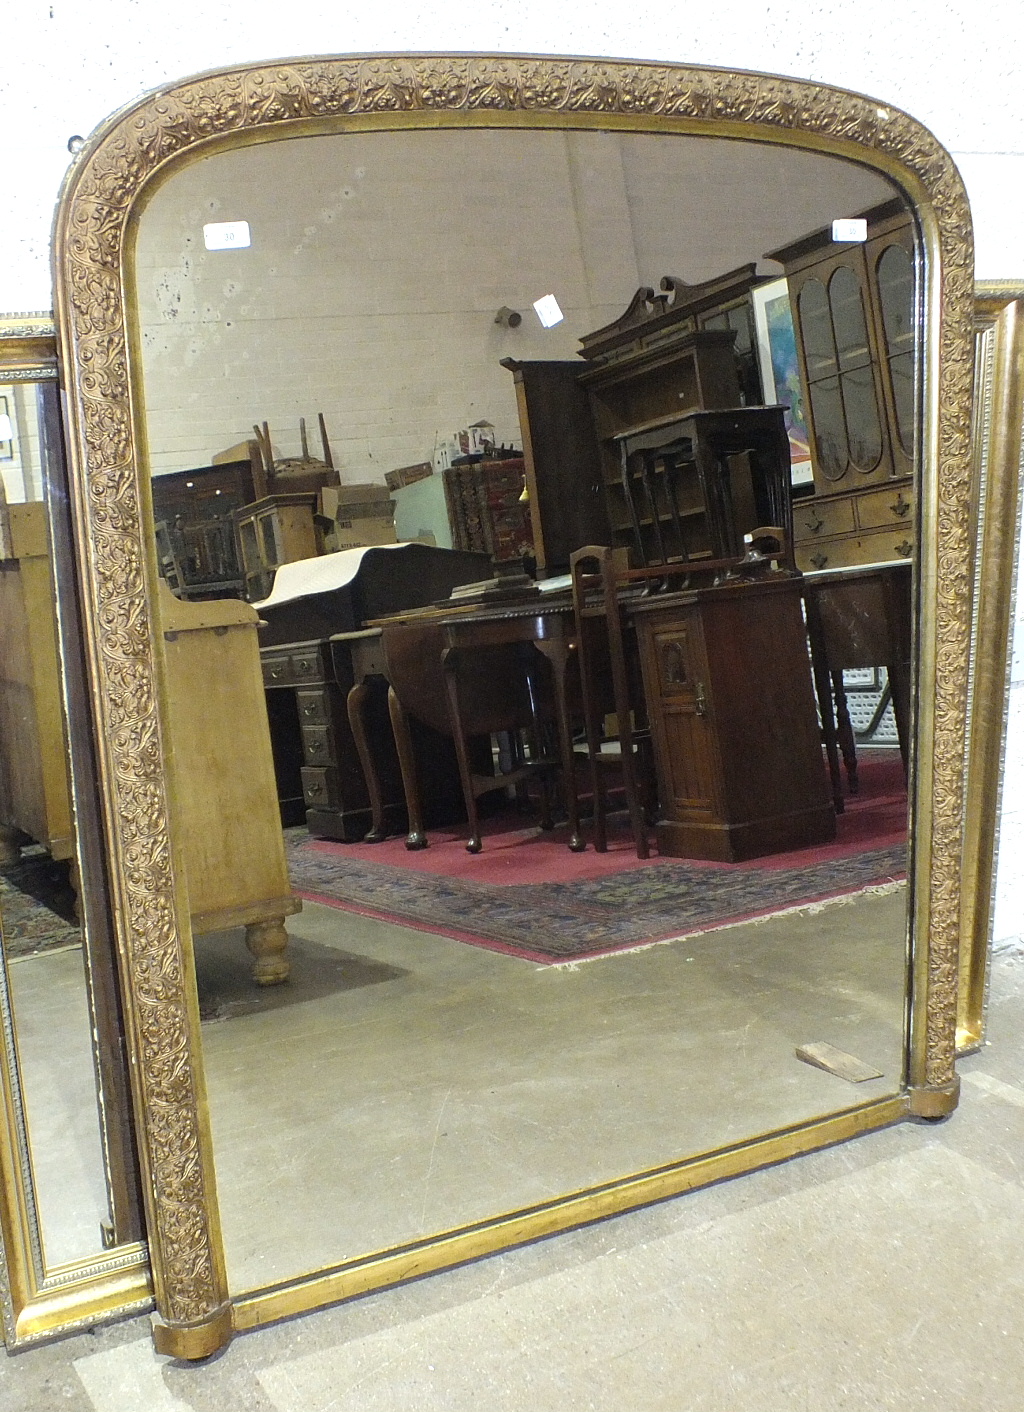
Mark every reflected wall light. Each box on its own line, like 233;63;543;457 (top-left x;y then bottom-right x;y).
494;306;522;328
533;294;564;328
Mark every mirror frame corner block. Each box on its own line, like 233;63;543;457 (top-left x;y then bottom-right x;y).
49;53;982;1359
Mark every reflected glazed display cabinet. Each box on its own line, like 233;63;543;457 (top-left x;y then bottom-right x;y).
769;200;917;571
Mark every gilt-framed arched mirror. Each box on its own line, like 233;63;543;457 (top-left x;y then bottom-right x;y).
47;54;982;1358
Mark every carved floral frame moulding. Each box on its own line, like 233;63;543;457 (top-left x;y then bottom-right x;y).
51;54;974;1346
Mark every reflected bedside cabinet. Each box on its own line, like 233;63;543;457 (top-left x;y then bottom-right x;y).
629;575;835;861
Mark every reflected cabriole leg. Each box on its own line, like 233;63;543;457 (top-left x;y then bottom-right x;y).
441;646;483;854
389;684;427;850
347;678;388;842
245;917;290;986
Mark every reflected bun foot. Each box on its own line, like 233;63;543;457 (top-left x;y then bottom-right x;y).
466;838;483;854
245;918;290;987
363;826;389;843
568;833;587;853
405;832;428;850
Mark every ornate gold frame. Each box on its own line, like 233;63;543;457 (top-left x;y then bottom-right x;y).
51;54;975;1359
0;319;152;1348
957;289;1024;1051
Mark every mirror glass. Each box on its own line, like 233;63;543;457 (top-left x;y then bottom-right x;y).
130;128;917;1294
0;378;116;1270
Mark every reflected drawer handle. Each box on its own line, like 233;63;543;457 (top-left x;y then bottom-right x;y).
895;539;913;558
305;782;324;798
695;681;707;717
307;740;325;757
809;553;829;570
889;492;911;518
804;513;825;535
302;705;319;717
297;659;313;673
269;666;284;679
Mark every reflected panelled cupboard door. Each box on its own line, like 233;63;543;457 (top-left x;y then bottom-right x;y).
0;320;149;1349
49;56;981;1359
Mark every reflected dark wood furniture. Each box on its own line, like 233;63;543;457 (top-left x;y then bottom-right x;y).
441;456;535;563
802;561;913;798
612;405;795;568
629;571;835;861
150;457;255;598
379;597;584;854
257;544;491;840
499;360;610;573
503;269;773;574
768;200;917;572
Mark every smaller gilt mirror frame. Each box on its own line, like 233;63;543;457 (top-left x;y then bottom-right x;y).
49;53;988;1359
957;287;1024;1054
0;316;151;1349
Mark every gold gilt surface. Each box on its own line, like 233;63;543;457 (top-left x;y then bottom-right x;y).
50;55;974;1340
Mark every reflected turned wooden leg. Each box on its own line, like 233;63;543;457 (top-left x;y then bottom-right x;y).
534;638;585;852
388;685;427;850
831;667;859;794
244;917;290;986
347;678;388;842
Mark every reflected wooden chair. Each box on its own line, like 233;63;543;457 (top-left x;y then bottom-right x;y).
802;562;912;806
569;546;651;859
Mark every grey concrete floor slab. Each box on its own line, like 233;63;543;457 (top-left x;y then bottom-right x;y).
3;955;1022;1411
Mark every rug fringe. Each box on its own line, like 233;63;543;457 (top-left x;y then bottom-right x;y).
541;879;907;970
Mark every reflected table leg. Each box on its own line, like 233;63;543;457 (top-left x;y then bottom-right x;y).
533;636;585;852
346;678;389;842
388;685;427;850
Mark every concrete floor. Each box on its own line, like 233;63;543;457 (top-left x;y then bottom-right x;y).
197;889;908;1292
1;945;1023;1409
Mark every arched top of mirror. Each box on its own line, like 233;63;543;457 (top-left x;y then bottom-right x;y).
50;54;976;1341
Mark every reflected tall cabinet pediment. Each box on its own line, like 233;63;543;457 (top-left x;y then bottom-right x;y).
0;51;1008;1358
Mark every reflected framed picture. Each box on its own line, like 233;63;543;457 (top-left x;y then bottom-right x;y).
751;278;814;487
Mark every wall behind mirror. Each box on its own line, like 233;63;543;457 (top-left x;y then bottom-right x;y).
127;126;918;1297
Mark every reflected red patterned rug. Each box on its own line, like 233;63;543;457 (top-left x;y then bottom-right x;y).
286;753;907;963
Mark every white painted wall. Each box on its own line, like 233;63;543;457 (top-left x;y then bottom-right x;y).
3;0;1022;949
132;130;891;477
